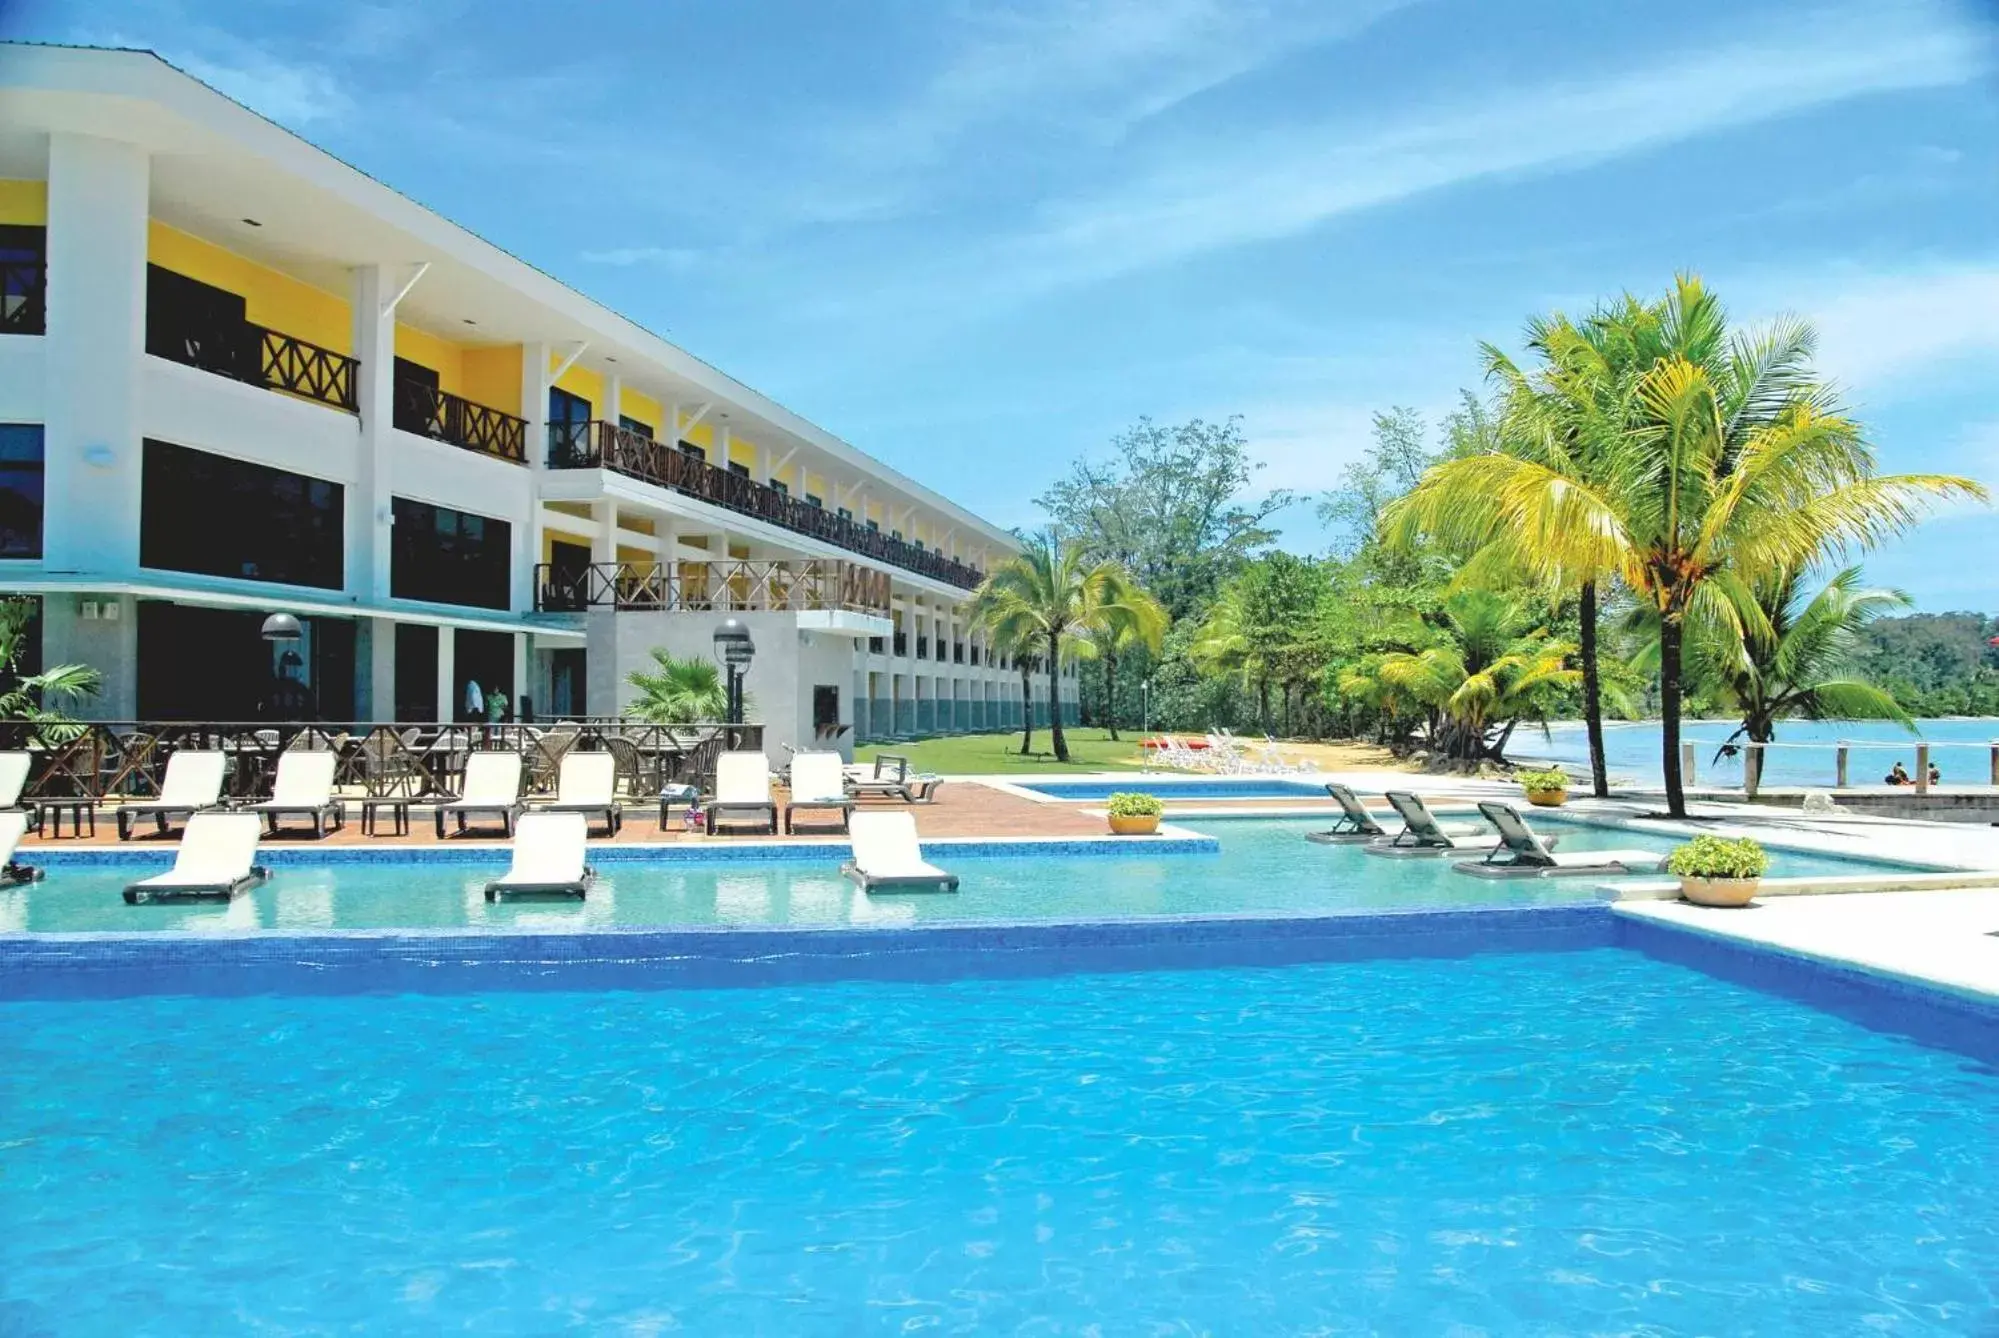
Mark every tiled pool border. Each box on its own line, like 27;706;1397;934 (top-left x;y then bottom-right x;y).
17;825;1221;869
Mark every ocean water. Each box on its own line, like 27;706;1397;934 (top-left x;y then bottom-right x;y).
1528;717;1999;788
0;817;1910;934
2;948;1994;1332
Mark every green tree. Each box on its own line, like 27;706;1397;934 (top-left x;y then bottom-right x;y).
970;534;1153;762
624;649;730;724
0;598;99;734
1339;589;1577;764
1695;566;1914;795
1384;276;1983;815
1035;416;1291;618
1192;553;1327;734
1073;582;1168;741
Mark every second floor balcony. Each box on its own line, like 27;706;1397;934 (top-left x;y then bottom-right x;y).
147;314;359;413
535;557;892;617
549;419;985;590
394;377;528;463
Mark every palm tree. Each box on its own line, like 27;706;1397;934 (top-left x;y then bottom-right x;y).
980;606;1043;755
1344;589;1578;764
969;535;1151;762
624;649;730;724
0;598;99;737
1694;566;1913;796
1076;583;1168;740
1385;276;1983;816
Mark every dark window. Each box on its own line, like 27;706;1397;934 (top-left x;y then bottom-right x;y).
678;440;705;462
837;506;852;521
140;439;343;588
548;387;592;462
806;494;822;509
770;479;788;497
0;225;46;335
146;265;252;378
0;424;44;558
392;357;441;435
727;461;750;479
391;497;511;609
866;518;879;532
618;414;654;439
891;529;903;541
912;538;924;552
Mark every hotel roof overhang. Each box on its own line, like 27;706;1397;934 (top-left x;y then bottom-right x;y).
0;42;1020;556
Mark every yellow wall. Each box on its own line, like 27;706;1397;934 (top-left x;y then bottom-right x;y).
621;388;662;433
539;527;592;563
804;472;827;502
682;422;715;450
394;322;464;395
727;437;756;469
462;345;521;415
0;180;46;225
149;221;351;353
549;354;603;414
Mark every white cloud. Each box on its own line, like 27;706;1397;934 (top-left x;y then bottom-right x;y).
957;1;1987;301
1755;265;1999;394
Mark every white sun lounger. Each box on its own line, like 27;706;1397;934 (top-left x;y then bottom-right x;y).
434;752;524;838
123;811;269;903
1305;783;1390;844
842;811;958;892
531;752;622;835
784;751;855;833
0;750;30;810
484;811;594;900
247;750;345;838
0;809;39;884
1361;790;1494;859
1455;802;1665;879
709;751;778;835
116;750;227;839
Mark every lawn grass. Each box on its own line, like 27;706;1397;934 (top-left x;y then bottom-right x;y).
854;727;1150;774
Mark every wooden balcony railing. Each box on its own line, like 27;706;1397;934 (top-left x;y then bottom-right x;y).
550;420;985;590
394;378;528;462
151;319;360;412
536;558;892;616
0;720;762;801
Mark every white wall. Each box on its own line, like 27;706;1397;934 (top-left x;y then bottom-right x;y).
592;610;862;762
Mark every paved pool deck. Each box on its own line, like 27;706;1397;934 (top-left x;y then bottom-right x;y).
1617;889;1999;1005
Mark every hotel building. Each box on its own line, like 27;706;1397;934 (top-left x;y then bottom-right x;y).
0;44;1076;759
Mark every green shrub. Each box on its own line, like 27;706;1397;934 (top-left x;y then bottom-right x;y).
1665;834;1769;880
1514;766;1569;793
1106;792;1164;818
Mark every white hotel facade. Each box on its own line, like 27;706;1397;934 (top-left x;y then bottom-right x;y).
0;44;1075;759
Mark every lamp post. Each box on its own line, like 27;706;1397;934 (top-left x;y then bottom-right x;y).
712;618;755;732
1142;677;1152;737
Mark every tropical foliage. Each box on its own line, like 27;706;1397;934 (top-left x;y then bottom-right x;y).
0;598;100;734
967;535;1161;762
1665;834;1768;880
624;649;731;724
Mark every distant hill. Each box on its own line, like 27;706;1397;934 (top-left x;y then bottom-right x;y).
1851;612;1999;716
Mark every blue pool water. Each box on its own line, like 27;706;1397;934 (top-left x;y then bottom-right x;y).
3;947;1995;1331
1018;777;1332;799
0;817;1913;933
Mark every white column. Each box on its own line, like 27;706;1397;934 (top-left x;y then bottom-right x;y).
43;132;148;575
435;627;456;725
511;633;528;711
350;265;396;602
363;618;395;721
603;373;622;428
717;424;733;469
589;501;616;566
521;341;550;472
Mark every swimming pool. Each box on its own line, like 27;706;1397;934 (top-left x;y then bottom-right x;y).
3;937;1994;1331
0;817;1911;933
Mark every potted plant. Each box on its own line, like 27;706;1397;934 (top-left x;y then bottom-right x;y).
1665;834;1769;907
1106;791;1164;836
1515;765;1570;808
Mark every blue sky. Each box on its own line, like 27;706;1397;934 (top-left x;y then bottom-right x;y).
7;0;1998;609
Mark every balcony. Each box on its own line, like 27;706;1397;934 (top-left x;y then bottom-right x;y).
148;319;359;412
394;378;528;463
550;420;985;590
535;558;891;616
